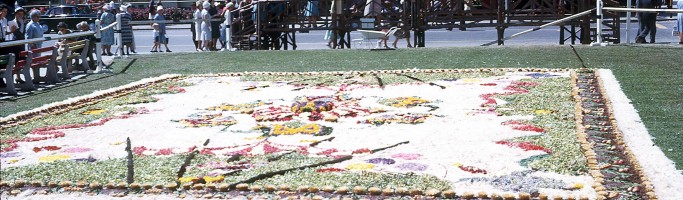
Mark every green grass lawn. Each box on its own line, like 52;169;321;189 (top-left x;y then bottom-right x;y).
1;45;681;170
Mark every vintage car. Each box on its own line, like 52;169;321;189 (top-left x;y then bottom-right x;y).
40;5;97;33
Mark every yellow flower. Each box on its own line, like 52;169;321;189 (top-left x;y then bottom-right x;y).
178;177;198;183
8;159;19;164
272;124;321;135
345;163;375;170
203;175;224;183
110;141;124;145
452;162;463;167
38;154;71;162
534;109;553;115
300;139;319;143
572;183;584;189
461;78;481;83
81;109;106;115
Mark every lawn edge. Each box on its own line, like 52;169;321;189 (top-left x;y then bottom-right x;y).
597;69;683;200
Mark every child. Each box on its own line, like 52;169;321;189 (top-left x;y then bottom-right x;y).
150;23;161;52
56;22;77;46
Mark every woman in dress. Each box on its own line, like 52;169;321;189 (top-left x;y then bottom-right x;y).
201;1;212;51
194;0;204;51
120;4;135;55
25;9;44;50
99;4;116;56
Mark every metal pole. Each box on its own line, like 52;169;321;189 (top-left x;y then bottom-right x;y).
226;12;233;51
626;0;632;43
94;20;111;73
590;0;608;46
115;13;124;57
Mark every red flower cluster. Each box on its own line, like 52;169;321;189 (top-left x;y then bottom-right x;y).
480;83;498;86
32;146;62;152
352;148;371;154
316;148;338;155
502;120;545;133
133;146;148;156
2;110;146;152
263;144;283;154
200;149;216;155
168;86;186;93
316;168;347;173
495;141;552;154
479;81;539;108
154;148;173;156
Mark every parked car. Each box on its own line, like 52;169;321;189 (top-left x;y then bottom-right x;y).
41;5;97;33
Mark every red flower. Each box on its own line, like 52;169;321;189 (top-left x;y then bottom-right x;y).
352;148;371;154
495;141;552;154
133;146;148;156
316;168;347;173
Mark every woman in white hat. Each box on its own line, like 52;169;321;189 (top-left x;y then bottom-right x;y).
119;4;135;55
201;1;212;51
153;5;172;52
100;3;116;56
194;0;204;51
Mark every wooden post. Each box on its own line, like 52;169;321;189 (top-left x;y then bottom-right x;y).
125;137;134;184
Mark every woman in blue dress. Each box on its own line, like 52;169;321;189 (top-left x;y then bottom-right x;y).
677;0;683;44
100;4;116;56
25;10;44;50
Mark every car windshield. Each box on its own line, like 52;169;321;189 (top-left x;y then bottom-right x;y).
50;6;92;15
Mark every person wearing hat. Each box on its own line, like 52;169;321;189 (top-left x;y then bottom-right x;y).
119;4;135;55
153;5;172;52
56;22;76;45
200;1;211;51
99;3;115;56
6;6;26;42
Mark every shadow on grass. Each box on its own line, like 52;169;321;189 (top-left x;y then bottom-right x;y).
1;59;137;102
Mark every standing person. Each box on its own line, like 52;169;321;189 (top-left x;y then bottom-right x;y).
194;1;204;51
209;0;221;51
154;5;172;52
304;0;319;28
677;0;683;44
191;2;199;51
119;4;135;55
150;23;160;52
25;9;44;50
7;7;26;43
100;4;115;56
148;0;156;19
635;0;661;43
201;1;212;51
1;3;8;42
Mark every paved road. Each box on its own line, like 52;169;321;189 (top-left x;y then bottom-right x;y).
43;19;680;55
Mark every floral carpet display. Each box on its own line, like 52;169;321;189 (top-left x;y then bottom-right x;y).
0;69;678;200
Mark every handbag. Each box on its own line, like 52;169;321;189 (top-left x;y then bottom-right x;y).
674;26;680;36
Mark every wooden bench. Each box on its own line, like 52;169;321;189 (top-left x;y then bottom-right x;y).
18;46;60;84
0;54;18;95
56;39;90;79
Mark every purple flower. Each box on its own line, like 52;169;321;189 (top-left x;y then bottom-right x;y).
62;147;93;153
526;73;558;79
366;158;396;165
396;163;428;171
391;153;422;160
0;152;21;159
